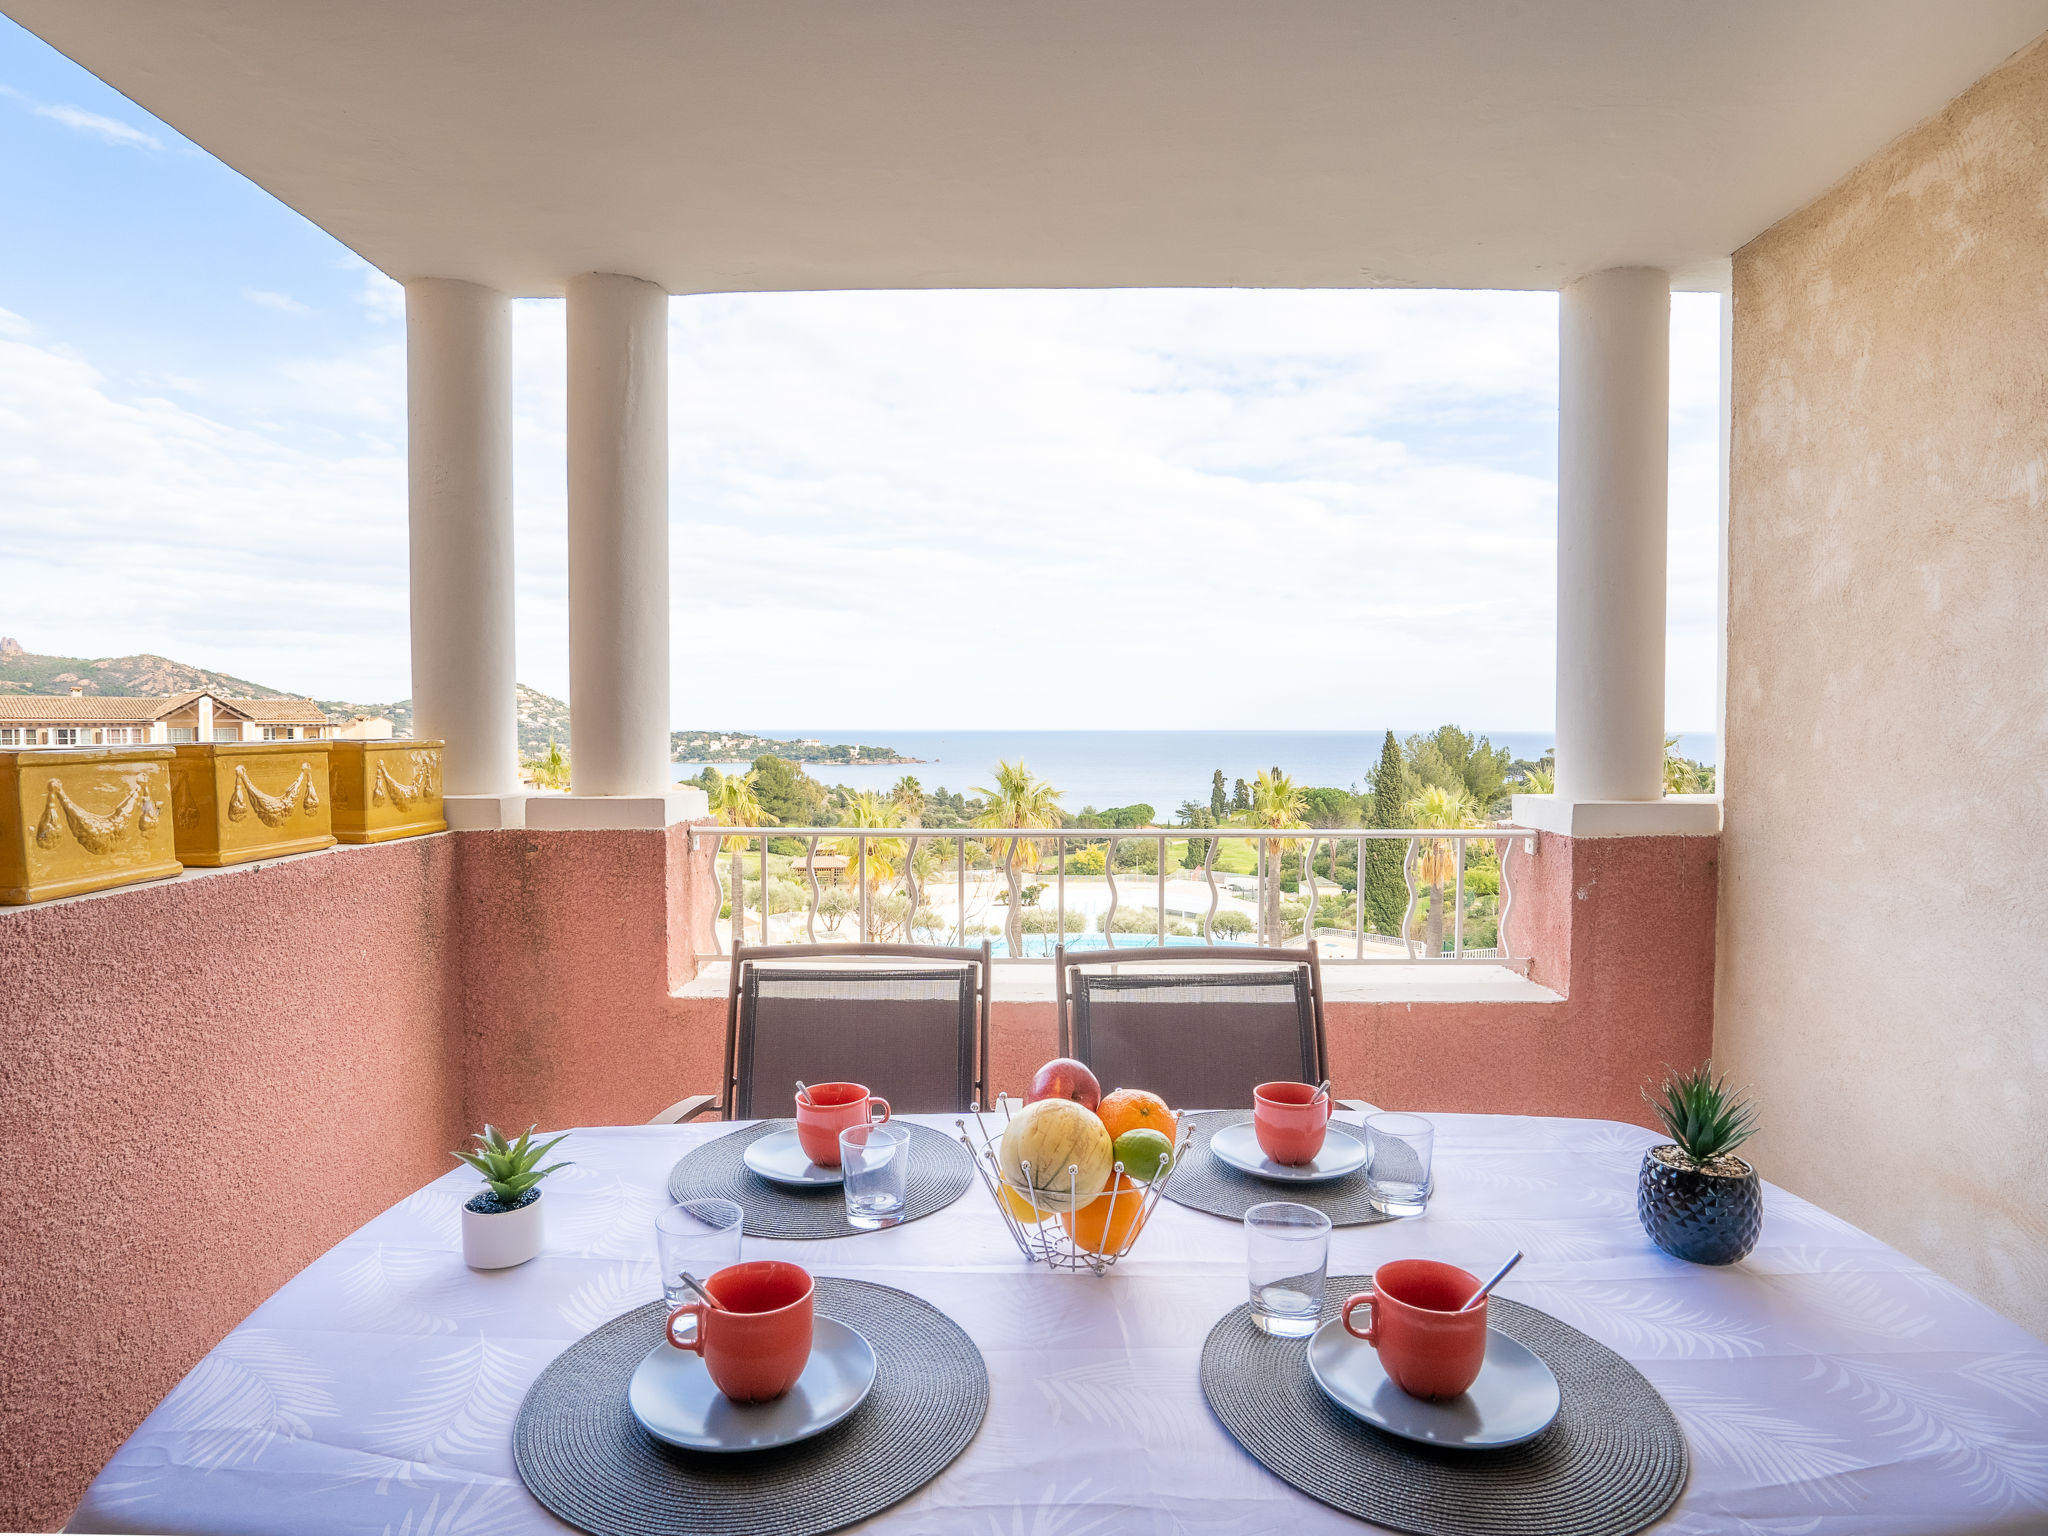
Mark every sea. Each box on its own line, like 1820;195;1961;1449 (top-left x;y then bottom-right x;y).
674;729;1717;814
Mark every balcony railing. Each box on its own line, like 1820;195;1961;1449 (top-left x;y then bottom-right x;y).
687;826;1529;969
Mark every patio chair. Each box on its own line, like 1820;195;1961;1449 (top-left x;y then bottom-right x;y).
1054;944;1331;1111
651;941;993;1124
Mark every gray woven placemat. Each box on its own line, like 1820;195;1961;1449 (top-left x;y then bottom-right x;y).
1159;1110;1400;1226
667;1120;974;1239
1201;1276;1689;1536
514;1277;988;1536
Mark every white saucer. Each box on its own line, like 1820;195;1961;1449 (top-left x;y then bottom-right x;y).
1209;1120;1369;1183
628;1316;877;1453
1306;1314;1561;1449
742;1126;844;1187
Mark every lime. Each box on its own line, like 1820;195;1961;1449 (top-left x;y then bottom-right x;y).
1113;1128;1174;1183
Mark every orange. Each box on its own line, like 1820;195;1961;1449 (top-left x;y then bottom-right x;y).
1098;1088;1176;1145
1059;1172;1150;1254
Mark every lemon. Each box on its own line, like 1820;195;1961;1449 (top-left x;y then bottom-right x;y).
1113;1128;1174;1183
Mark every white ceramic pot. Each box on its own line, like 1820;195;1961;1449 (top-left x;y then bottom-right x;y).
461;1190;545;1269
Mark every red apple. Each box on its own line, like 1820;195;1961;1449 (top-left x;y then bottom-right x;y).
1028;1057;1101;1111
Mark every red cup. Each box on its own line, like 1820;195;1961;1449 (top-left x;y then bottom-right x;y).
666;1260;815;1402
795;1082;890;1167
1341;1259;1488;1400
1253;1081;1332;1165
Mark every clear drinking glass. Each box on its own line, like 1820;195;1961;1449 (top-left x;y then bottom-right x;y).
1365;1112;1435;1216
654;1198;744;1310
841;1122;912;1230
1244;1201;1333;1337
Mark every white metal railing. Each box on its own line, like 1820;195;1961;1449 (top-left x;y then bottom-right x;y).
686;825;1529;970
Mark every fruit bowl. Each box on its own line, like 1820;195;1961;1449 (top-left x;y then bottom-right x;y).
957;1095;1192;1275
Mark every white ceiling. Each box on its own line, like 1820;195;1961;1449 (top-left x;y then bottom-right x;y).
8;1;2046;295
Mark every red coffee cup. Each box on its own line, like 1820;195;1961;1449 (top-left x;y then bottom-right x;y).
666;1260;815;1403
1341;1259;1488;1401
795;1082;890;1167
1253;1081;1332;1165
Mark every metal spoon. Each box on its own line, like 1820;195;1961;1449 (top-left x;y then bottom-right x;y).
679;1270;728;1311
1457;1250;1523;1312
795;1079;811;1106
1312;1079;1331;1104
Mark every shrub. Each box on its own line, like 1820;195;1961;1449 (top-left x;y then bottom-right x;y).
1212;910;1254;939
1099;906;1161;933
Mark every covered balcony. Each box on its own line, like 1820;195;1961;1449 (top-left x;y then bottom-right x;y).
3;4;2046;1532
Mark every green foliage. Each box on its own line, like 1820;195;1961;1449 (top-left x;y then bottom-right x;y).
452;1124;571;1206
1211;909;1254;938
1021;908;1089;934
1099;906;1161;933
1112;839;1159;873
1211;769;1229;820
750;755;825;825
817;886;857;931
524;739;571;792
1406;726;1514;816
1068;845;1107;874
1231;777;1250;814
1647;1064;1760;1167
1072;803;1156;829
1300;786;1364;828
1360;731;1411;937
1663;738;1716;794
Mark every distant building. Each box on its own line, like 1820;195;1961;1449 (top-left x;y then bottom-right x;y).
0;687;334;748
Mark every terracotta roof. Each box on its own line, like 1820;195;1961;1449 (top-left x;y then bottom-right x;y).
0;691;331;725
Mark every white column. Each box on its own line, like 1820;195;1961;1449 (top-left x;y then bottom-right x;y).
1555;266;1669;804
197;695;214;742
564;272;671;799
406;278;522;819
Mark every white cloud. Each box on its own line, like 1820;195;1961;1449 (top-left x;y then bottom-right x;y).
31;102;163;150
243;289;309;313
0;288;1721;733
0;307;30;337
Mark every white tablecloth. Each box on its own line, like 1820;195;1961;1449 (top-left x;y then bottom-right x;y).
73;1113;2048;1536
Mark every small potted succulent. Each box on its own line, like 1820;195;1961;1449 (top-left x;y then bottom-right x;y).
454;1124;571;1270
1638;1064;1763;1266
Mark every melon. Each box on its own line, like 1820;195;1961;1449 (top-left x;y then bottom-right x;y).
998;1098;1114;1213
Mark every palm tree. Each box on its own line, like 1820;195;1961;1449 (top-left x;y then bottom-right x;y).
834;791;907;935
710;766;775;943
971;759;1063;958
525;739;571;791
1403;782;1476;956
1248;767;1308;945
890;775;925;826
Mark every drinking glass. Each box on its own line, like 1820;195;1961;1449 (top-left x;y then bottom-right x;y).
655;1198;744;1310
1365;1112;1435;1216
841;1122;913;1230
1244;1201;1332;1337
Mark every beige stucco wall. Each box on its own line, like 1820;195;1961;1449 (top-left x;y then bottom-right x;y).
1723;33;2048;1339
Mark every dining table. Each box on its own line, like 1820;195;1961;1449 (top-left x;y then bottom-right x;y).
71;1110;2048;1535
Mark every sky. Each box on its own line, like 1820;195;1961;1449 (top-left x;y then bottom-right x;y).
0;17;1721;734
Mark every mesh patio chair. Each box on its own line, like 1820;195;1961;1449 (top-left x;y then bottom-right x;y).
651;941;993;1124
1054;944;1332;1111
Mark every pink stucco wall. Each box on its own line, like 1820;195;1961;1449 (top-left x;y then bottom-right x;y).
0;839;462;1532
3;818;1711;1529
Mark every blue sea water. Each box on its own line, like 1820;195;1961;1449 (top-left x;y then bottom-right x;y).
675;729;1717;816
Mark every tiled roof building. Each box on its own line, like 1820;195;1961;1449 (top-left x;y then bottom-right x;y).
0;688;335;748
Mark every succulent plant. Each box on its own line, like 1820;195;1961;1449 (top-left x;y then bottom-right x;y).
1646;1064;1758;1170
453;1124;571;1209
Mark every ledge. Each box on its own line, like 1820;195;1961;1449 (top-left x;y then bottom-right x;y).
677;959;1560;1006
524;789;709;831
1508;793;1721;838
444;792;530;830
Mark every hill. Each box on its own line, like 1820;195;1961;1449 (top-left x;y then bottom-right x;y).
0;638;291;700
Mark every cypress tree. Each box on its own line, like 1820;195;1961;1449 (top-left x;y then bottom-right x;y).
1361;731;1412;938
1210;769;1228;820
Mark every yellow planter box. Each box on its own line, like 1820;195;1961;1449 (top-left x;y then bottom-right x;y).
169;741;336;867
328;740;447;844
1;747;183;904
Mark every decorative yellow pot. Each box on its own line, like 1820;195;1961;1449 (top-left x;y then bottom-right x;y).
169;741;336;867
328;740;447;844
0;747;183;904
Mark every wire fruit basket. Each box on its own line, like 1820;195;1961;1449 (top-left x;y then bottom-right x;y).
957;1094;1192;1275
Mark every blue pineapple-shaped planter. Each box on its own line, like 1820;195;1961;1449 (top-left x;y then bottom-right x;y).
1636;1064;1763;1267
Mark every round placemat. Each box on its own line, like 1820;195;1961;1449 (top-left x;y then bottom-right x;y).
667;1120;974;1239
1160;1111;1398;1226
1200;1276;1689;1536
515;1277;988;1536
